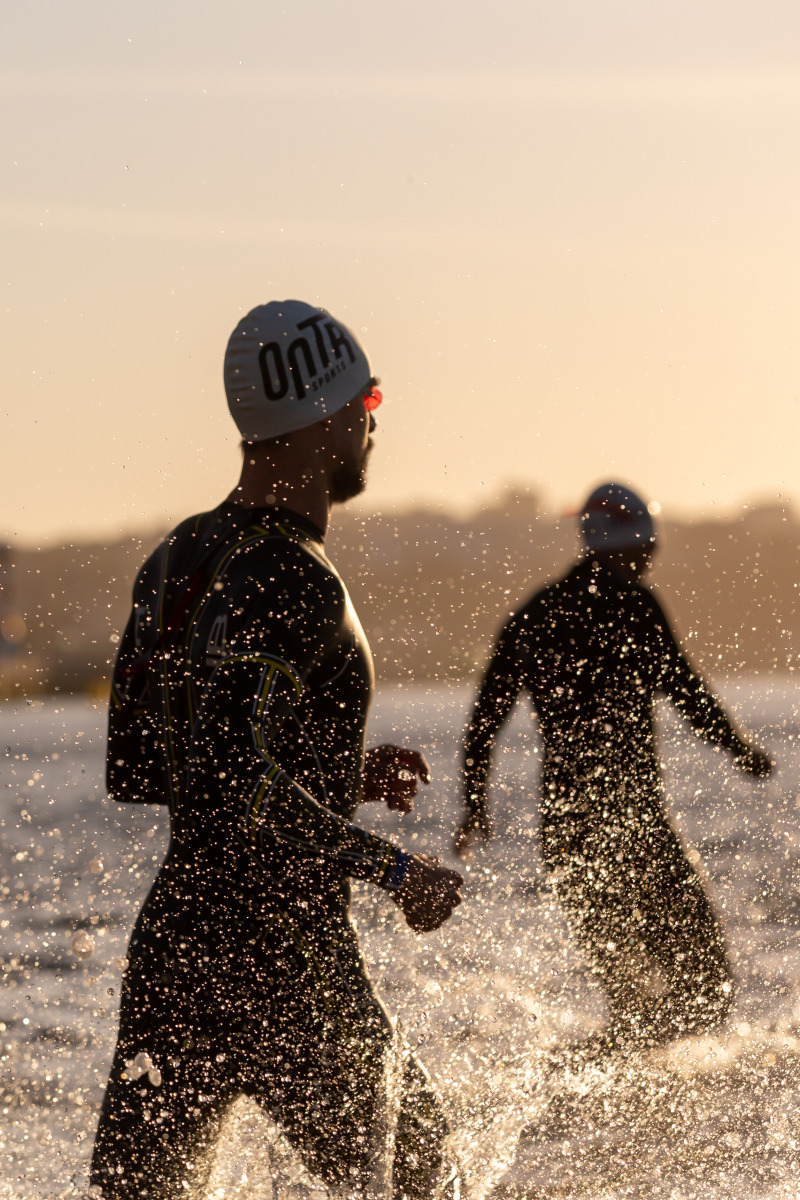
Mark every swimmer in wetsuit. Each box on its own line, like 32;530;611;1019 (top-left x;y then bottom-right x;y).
456;482;772;1049
91;301;463;1200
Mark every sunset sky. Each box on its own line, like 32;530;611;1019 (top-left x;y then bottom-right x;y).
2;1;800;545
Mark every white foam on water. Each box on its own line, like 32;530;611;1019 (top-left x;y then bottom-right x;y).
1;680;800;1197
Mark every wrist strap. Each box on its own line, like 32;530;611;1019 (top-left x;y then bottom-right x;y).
382;849;412;892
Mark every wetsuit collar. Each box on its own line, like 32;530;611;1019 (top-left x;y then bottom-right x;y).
222;500;325;544
575;556;642;591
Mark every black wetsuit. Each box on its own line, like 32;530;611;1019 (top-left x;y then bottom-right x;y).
463;559;752;1043
91;503;451;1200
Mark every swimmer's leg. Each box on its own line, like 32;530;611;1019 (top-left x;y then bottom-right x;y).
393;1055;461;1200
544;829;647;1041
90;934;235;1200
90;1000;234;1199
92;1047;232;1199
636;828;734;1037
247;916;460;1200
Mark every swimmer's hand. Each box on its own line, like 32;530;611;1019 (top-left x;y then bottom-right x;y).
363;745;431;814
734;745;773;778
393;855;463;933
453;807;494;858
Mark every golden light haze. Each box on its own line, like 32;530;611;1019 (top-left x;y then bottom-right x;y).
2;1;800;545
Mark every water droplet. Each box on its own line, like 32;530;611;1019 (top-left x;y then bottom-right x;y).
71;930;95;959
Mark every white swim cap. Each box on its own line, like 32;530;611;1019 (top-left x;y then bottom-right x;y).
224;300;372;443
580;482;657;552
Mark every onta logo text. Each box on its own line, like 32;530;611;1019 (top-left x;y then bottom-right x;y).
258;314;357;402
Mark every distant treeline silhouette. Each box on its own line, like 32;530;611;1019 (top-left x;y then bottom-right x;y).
2;491;798;695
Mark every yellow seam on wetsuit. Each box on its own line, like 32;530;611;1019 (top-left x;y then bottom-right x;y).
179;520;310;660
252;659;304;754
250;902;342;1023
165;517;314;738
373;844;395;886
275;912;345;1023
180;528;276;729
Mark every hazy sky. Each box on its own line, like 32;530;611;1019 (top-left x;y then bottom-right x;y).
2;1;800;545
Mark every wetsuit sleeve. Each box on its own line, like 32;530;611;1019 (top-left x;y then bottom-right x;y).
106;553;169;804
187;565;404;891
648;593;752;757
462;614;529;823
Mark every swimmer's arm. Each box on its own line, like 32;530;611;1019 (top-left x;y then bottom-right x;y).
190;654;465;922
106;550;170;803
186;556;412;889
362;745;431;814
457;616;527;853
189;647;412;888
653;600;773;776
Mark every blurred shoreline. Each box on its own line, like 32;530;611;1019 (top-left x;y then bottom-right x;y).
1;491;798;697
